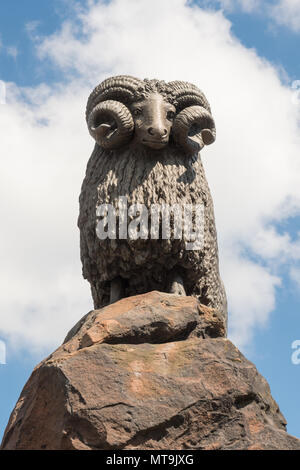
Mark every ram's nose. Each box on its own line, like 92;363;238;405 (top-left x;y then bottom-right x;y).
147;126;168;139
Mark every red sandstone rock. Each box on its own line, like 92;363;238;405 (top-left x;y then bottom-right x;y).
1;291;300;450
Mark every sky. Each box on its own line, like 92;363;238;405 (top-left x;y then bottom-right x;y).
0;0;300;442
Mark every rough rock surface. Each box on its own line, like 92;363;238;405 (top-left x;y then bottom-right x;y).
1;291;300;450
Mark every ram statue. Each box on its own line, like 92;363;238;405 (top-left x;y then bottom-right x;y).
78;75;227;331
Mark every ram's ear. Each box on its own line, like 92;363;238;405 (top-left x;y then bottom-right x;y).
172;105;216;154
87;100;134;149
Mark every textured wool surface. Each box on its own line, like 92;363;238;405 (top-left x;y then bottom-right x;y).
78;144;227;327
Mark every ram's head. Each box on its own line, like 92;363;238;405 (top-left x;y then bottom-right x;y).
86;75;216;155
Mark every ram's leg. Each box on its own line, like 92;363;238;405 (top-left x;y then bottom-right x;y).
110;277;124;304
198;269;228;337
169;271;186;296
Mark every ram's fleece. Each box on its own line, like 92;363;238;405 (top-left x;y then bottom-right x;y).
78;75;227;332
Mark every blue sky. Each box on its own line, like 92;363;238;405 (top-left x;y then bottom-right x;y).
0;0;300;443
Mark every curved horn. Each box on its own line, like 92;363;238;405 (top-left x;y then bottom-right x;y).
168;81;215;154
88;100;134;149
168;80;212;113
172;105;216;155
86;75;144;121
86;75;144;149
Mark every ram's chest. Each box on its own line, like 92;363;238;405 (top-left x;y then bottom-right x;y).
94;147;209;207
78;147;215;282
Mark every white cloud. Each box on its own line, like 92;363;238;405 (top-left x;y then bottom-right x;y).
0;81;93;353
205;0;261;13
223;252;281;345
270;0;300;33
249;227;300;262
1;0;300;353
205;0;300;33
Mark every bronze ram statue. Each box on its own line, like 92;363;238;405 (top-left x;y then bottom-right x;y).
78;75;227;332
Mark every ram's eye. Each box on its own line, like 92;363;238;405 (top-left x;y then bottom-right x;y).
133;109;142;117
167;111;175;120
